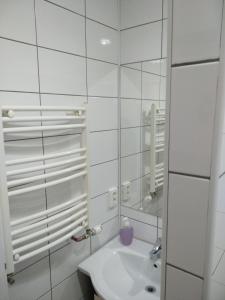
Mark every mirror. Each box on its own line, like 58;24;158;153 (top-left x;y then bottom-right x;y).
120;59;167;217
119;8;168;217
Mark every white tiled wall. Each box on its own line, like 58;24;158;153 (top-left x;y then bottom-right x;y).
210;86;225;299
86;0;119;29
87;59;118;97
0;0;36;44
86;19;119;64
167;174;209;277
166;0;224;299
0;39;39;92
1;1;167;299
170;62;218;177
49;0;85;15
121;22;162;64
120;0;162;30
172;0;223;64
166;265;203;300
36;0;86;55
0;0;120;299
120;0;166;64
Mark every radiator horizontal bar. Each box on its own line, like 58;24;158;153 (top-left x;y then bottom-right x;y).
7;156;86;177
6;148;86;166
156;173;164;179
156;165;164;171
156;149;164;153
15;225;84;263
12;212;87;247
11;201;87;236
8;170;87;197
11;193;87;227
13;217;86;255
2;106;86;111
8;163;86;187
3;116;85;122
156;182;163;188
156;178;164;184
155;143;165;148
156;163;164;168
3;124;86;133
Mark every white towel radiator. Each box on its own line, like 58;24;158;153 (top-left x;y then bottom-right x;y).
0;105;89;274
150;104;165;194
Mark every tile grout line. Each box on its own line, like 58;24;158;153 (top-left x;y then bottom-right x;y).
211;249;225;276
121;64;167;77
169;170;210;180
211;278;225;288
163;0;173;296
44;0;119;31
3;1;169;297
158;1;164;238
0;88;121;99
166;263;204;280
36;289;52;300
12;4;55;297
120;215;158;229
157;216;159;239
172;58;220;68
121;56;168;65
114;10;120;230
50;270;80;291
84;0;93;255
139;62;144;211
160;0;163;60
11;252;50;276
0;35;119;66
8;158;119;193
121;149;151;159
0;88;166;102
120;17;168;31
35;1;53;297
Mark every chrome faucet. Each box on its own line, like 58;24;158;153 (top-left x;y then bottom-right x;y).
150;238;162;261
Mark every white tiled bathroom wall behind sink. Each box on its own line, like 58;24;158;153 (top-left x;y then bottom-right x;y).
0;0;120;299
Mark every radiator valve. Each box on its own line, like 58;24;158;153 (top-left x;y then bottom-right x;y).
71;225;102;242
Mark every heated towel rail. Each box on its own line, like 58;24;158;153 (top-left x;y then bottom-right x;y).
0;105;89;274
149;104;165;194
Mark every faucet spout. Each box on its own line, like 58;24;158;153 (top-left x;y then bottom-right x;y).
150;238;162;261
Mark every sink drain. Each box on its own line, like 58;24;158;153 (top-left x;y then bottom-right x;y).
145;285;156;293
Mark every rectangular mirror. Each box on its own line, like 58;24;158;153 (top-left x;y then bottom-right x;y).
119;11;168;218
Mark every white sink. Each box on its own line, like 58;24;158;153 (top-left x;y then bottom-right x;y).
79;237;161;300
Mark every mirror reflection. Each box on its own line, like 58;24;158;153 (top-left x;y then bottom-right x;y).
119;0;168;218
120;59;167;217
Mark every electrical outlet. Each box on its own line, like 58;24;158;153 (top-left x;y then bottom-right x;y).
122;181;131;202
108;187;118;209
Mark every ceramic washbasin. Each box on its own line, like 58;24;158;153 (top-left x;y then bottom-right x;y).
79;237;161;300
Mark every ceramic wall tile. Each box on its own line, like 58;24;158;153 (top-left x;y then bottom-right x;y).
36;0;85;55
0;0;36;43
172;0;223;63
170;62;218;177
